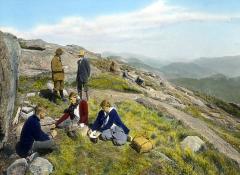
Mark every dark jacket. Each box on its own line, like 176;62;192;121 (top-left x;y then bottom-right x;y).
91;108;129;134
55;100;89;126
16;115;50;157
76;57;91;83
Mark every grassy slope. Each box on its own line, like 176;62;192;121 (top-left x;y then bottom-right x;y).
19;74;240;175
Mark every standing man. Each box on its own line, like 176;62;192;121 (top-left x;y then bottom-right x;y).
51;48;66;103
76;50;91;100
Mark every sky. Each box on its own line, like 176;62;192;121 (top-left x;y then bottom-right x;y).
1;0;240;61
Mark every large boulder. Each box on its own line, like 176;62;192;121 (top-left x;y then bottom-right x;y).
18;39;46;51
7;158;28;175
29;157;53;175
181;136;205;152
19;40;101;82
0;31;20;148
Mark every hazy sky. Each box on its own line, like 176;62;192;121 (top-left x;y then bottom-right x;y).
1;0;240;61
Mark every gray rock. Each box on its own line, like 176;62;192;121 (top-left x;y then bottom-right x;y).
0;31;20;147
7;158;28;175
26;92;36;97
181;136;205;152
188;96;206;108
23;101;31;105
29;157;53;175
47;82;68;96
16;123;24;141
47;82;54;92
135;98;157;110
150;150;173;163
63;89;68;97
41;117;55;134
40;117;55;126
19;39;46;51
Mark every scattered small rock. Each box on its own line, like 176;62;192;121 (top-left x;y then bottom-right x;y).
41;117;56;134
181;136;205;152
47;82;68;96
16;123;24;141
7;158;28;175
29;157;53;175
149;150;174;163
26;92;36;97
63;89;68;97
23;101;31;105
135;98;157;110
47;82;54;92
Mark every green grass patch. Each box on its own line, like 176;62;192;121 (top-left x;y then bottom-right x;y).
45;100;239;175
18;75;51;93
18;76;240;174
72;73;142;93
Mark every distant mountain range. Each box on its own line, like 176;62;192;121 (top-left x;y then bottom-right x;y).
171;75;240;103
103;52;240;80
103;53;240;103
160;55;240;79
102;51;167;71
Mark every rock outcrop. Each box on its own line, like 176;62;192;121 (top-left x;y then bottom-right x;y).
0;31;20;148
7;158;28;175
19;39;101;81
29;157;53;175
181;136;205;152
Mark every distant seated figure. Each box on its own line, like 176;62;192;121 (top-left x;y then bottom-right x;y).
122;70;129;78
135;76;144;86
88;100;131;146
55;92;88;138
110;61;116;72
15;105;55;158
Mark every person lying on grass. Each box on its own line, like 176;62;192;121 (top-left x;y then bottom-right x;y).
88;99;132;145
15;105;56;160
55;92;88;138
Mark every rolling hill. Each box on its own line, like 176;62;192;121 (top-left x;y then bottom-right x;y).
171;75;240;103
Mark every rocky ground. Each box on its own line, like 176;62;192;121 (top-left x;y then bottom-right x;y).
1;35;240;174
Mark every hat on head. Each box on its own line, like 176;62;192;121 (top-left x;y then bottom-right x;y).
55;48;63;55
78;50;85;56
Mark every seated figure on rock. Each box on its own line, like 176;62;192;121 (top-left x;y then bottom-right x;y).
15;105;55;158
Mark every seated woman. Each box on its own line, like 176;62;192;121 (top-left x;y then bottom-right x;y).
89;99;131;146
55;92;88;137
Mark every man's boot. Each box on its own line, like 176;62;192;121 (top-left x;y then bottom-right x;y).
60;90;67;102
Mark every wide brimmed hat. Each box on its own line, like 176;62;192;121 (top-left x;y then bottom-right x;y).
78;50;85;56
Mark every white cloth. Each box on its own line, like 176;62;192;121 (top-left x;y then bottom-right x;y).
73;105;80;123
101;107;114;128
